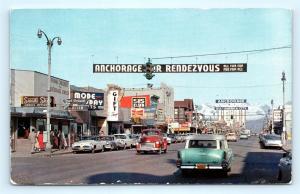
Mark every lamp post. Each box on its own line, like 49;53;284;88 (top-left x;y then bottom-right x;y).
37;29;62;150
281;71;286;145
271;99;274;134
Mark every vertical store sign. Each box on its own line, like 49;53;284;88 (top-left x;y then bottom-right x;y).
107;90;119;121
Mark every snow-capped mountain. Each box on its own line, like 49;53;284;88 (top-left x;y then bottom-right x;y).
197;103;269;121
197;103;270;131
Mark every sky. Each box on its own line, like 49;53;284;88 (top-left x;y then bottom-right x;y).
10;9;292;106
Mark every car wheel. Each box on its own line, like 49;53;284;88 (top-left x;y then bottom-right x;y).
220;171;228;177
181;169;189;176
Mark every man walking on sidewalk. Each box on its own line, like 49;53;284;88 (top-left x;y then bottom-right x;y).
29;127;37;154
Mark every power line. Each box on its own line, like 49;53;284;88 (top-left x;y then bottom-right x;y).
151;45;291;60
172;83;288;89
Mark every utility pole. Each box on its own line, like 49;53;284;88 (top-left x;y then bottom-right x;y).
271;99;274;134
281;71;286;145
195;105;198;134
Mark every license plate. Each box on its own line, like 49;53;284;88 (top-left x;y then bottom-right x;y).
196;163;206;169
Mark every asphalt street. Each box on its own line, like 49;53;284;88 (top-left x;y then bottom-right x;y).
11;136;285;185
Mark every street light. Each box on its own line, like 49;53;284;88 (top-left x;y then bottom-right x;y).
37;29;62;150
281;71;286;145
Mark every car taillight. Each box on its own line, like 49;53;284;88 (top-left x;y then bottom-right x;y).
176;159;181;167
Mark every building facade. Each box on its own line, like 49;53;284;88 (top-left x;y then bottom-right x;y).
10;69;73;151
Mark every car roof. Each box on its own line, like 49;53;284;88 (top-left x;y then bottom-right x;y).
186;134;226;141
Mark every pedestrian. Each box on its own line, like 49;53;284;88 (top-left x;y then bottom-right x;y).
37;129;45;151
50;130;55;149
29;127;37;153
61;130;67;149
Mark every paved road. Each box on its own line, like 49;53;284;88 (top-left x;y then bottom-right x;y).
11;136;285;185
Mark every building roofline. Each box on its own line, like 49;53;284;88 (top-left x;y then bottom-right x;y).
10;69;69;82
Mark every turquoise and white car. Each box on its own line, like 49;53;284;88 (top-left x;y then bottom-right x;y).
176;134;233;176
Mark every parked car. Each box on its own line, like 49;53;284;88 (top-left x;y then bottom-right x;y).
129;134;140;147
72;136;106;153
114;134;136;149
261;134;282;149
99;135;119;151
278;151;292;183
175;134;185;143
136;129;168;154
167;133;177;143
163;133;172;145
226;133;238;142
240;133;248;139
259;133;267;142
177;134;233;176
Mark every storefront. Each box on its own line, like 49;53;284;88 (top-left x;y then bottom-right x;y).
10;107;74;151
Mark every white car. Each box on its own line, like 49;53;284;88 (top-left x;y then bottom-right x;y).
72;136;106;153
261;134;282;149
240;133;248;139
163;133;172;145
278;151;292;183
226;133;238;142
114;134;136;149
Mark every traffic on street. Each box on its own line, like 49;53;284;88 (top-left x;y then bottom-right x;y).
11;133;290;185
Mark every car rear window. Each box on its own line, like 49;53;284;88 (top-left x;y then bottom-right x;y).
188;140;217;148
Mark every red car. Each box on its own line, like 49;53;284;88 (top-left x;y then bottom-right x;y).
136;129;168;154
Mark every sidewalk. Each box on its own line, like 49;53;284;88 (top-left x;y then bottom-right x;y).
11;148;73;158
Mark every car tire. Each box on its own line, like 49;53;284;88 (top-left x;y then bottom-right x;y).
220;171;228;177
181;169;189;176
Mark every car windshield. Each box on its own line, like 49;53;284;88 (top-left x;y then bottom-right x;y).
81;136;96;141
188;140;217;149
114;135;126;139
143;130;160;136
99;136;113;141
265;135;281;140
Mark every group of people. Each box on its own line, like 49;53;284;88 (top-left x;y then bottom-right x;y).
29;128;68;154
50;129;68;150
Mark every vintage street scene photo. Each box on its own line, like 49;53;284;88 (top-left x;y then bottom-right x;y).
10;9;292;185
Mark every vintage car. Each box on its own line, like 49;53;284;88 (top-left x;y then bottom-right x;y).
176;134;233;176
261;134;283;149
72;136;106;153
226;133;238;142
114;133;136;149
136;129;168;154
239;133;248;139
99;135;119;151
163;133;172;145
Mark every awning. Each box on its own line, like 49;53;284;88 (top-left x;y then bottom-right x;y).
11;107;75;120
